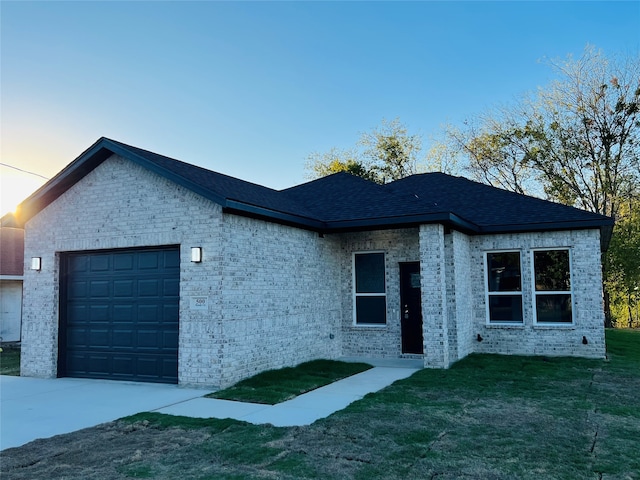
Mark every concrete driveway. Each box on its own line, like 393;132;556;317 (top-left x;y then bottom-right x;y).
1;360;421;451
0;376;206;451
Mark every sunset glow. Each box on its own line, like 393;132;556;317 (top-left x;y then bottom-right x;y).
0;166;47;217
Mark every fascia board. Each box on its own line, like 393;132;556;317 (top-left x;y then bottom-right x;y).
223;200;326;231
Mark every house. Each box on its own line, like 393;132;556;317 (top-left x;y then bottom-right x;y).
16;138;613;387
1;213;24;343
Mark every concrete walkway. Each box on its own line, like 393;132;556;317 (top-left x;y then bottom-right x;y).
1;363;420;451
157;365;419;426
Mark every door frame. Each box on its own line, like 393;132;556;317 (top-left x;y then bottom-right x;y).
399;261;424;354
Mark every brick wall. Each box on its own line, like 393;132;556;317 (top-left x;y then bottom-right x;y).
21;153;606;386
216;215;342;387
466;229;606;359
23;155;224;385
338;228;420;358
420;224;450;367
445;230;474;364
21;155;345;387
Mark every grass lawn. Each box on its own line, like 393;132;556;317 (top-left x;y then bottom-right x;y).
3;330;639;479
207;359;373;404
0;347;20;375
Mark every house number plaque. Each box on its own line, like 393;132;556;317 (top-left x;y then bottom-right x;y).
190;296;208;310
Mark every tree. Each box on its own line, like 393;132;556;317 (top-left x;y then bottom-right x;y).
606;196;640;328
450;46;640;219
446;114;537;195
445;45;640;326
306;148;378;182
306;119;424;184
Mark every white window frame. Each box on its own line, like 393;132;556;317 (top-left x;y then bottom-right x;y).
484;250;524;325
531;248;575;326
352;251;387;326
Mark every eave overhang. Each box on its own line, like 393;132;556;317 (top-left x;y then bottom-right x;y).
13;137;615;252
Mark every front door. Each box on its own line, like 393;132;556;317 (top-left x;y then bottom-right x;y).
400;262;423;354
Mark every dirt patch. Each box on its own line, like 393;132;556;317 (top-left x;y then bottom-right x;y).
1;420;215;480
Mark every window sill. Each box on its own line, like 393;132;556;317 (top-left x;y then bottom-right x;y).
533;324;576;330
485;323;525;329
351;323;388;329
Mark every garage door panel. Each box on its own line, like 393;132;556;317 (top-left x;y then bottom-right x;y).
164;250;180;268
162;358;178;377
87;354;110;374
113;304;134;321
138;304;160;322
88;329;110;347
137;357;160;376
163;278;179;296
89;281;110;297
114;254;134;271
69;256;89;273
162;331;179;348
112;329;134;347
112;356;135;375
61;246;179;384
90;255;110;272
139;279;159;297
67;305;87;323
89;305;109;321
139;252;160;270
163;305;179;322
67;328;88;347
114;280;135;297
68;281;88;299
137;330;161;348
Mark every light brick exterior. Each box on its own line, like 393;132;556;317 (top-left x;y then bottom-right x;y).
467;229;606;359
337;228;420;358
21;154;606;387
445;230;474;365
419;224;451;368
216;215;342;387
22;155;341;388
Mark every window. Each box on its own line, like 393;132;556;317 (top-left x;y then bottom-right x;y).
533;249;573;324
353;252;386;325
485;251;523;323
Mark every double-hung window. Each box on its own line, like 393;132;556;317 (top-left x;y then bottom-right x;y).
533;249;573;324
485;251;523;324
353;252;386;325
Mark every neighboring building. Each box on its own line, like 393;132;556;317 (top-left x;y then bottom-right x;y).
15;138;613;387
0;213;25;343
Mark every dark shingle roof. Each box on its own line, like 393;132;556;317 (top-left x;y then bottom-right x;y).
16;137;613;244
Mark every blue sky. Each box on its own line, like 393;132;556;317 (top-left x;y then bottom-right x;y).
1;1;639;215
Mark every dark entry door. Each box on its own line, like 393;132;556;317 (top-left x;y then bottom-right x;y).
400;262;423;354
59;246;180;384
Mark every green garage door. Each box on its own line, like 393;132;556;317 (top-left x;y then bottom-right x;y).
59;246;180;384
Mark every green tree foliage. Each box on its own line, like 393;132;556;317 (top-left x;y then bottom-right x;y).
306;119;424;184
445;45;640;326
306;148;378;182
606;197;640;328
